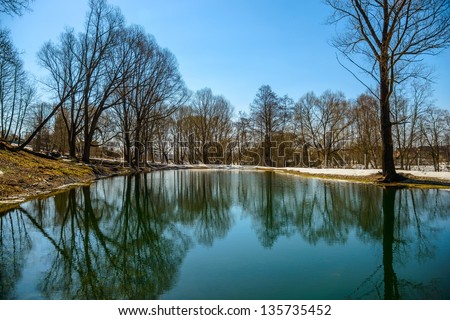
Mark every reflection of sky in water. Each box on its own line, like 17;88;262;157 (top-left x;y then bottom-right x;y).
1;170;450;299
14;230;54;299
164;216;379;299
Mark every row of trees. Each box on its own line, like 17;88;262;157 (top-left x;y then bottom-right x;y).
239;84;449;171
1;0;449;173
0;28;34;143
32;82;449;171
35;0;188;164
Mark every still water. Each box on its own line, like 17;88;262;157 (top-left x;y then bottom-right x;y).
1;170;449;299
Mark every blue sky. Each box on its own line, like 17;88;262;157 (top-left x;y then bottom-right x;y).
2;0;449;113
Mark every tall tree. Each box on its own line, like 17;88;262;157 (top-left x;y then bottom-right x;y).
325;0;450;181
190;88;233;164
352;93;381;168
38;29;85;158
79;0;126;163
420;107;449;171
21;0;125;158
295;91;350;167
250;85;283;167
0;28;34;143
114;26;187;167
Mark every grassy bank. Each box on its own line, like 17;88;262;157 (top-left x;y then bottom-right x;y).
0;142;134;210
0;147;94;203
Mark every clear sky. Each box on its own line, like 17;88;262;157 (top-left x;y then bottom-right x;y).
1;0;449;113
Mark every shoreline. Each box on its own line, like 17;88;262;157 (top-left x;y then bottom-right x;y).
2;163;450;214
256;166;450;189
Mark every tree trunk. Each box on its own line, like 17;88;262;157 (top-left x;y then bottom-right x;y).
124;130;131;167
81;139;91;163
15;102;62;152
379;59;399;182
69;127;77;159
264;133;274;167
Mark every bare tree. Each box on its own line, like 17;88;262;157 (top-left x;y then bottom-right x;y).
188;88;233;164
114;26;187;167
325;0;450;181
79;0;126;163
0;28;34;144
250;85;284;167
15;0;125;156
34;1;187;165
420;107;449;171
38;29;85;158
295;90;351;167
352;93;381;168
391;80;431;169
134;45;187;166
0;0;32;16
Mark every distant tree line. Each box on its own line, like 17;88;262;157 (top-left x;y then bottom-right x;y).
1;0;449;171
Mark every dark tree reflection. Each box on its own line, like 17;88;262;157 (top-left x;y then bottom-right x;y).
382;187;399;299
14;175;191;299
0;210;32;299
242;172;295;248
173;170;234;246
349;187;450;299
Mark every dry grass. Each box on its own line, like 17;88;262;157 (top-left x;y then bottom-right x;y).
0;147;95;204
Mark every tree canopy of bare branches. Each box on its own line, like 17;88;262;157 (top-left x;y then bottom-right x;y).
0;0;32;16
325;0;450;181
0;28;34;144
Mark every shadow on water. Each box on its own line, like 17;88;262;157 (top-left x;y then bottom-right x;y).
1;170;449;299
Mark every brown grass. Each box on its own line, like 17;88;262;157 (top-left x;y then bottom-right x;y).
0;147;95;204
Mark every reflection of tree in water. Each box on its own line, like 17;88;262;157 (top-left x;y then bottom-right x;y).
239;171;295;248
389;188;450;299
348;188;450;299
0;210;32;299
239;172;382;247
395;189;447;263
293;181;382;245
17;175;191;299
173;170;234;246
237;171;449;299
382;188;399;299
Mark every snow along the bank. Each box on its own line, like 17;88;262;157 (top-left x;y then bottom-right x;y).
269;167;450;182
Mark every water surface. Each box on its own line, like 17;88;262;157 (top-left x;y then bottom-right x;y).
1;170;449;299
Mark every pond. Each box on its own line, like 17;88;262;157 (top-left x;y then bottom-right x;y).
1;170;449;299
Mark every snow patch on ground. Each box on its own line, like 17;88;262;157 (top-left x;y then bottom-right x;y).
129;162;450;182
276;167;450;181
401;170;450;181
278;168;381;176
